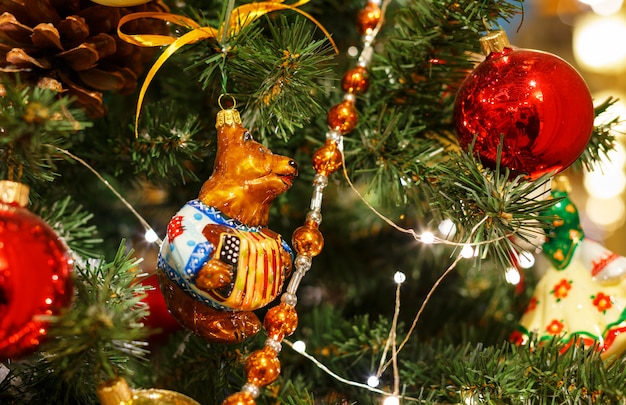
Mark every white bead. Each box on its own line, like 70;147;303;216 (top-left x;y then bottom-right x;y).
281;292;298;306
313;174;328;187
294;254;312;271
242;383;261;398
306;210;322;225
326;130;342;143
265;338;283;353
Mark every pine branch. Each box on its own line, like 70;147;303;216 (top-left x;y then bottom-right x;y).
431;147;555;269
0;82;92;184
572;97;621;173
33;196;102;258
196;15;336;141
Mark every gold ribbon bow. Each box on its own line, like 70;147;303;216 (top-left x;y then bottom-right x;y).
117;0;337;137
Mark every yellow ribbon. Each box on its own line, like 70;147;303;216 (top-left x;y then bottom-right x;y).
117;0;337;137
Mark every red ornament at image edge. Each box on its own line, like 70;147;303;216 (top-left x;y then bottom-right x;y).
453;34;594;178
0;181;73;360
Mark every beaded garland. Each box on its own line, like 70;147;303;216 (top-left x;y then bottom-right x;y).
221;1;384;403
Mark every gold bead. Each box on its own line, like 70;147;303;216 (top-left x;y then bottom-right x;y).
221;391;256;405
312;141;343;176
327;100;358;134
357;2;381;34
342;66;370;94
244;347;281;387
264;303;298;340
291;222;324;257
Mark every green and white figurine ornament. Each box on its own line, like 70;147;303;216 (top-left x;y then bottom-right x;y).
512;177;626;359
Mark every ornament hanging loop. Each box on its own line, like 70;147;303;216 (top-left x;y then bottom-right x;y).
217;93;236;110
216;94;242;129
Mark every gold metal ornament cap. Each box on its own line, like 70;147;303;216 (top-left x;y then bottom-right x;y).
97;377;133;405
0;180;30;207
552;175;572;193
479;30;511;56
216;94;243;129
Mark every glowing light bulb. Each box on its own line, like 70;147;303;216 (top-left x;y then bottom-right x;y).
393;271;406;284
460;244;474;258
517;251;535;269
438;218;456;237
383;395;399;405
421;231;435;244
586;197;626;228
504;267;521;285
144;229;159;243
367;375;380;387
579;0;624;16
573;13;626;73
292;340;307;353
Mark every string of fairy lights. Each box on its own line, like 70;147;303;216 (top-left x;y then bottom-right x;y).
88;0;626;403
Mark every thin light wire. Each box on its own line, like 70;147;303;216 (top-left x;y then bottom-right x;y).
381;254;463;374
283;340;424;403
339;151;512;248
54;146;163;247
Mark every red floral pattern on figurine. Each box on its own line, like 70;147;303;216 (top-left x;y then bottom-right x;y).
546;319;564;335
551;279;572;301
516;239;626;359
167;215;184;243
592;292;613;314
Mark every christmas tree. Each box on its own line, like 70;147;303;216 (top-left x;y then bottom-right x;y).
2;0;625;404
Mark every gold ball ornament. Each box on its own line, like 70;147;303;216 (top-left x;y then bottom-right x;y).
89;0;153;6
312;141;343;176
327;100;358;134
342;66;370;94
222;392;256;405
244;347;281;387
264;303;298;340
292;222;324;257
97;377;201;405
357;2;382;34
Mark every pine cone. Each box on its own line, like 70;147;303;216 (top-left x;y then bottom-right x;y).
0;0;168;117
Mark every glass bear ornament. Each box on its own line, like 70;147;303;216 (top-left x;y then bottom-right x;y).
157;102;298;343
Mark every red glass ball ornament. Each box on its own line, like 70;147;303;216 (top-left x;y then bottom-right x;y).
0;181;73;360
453;36;594;178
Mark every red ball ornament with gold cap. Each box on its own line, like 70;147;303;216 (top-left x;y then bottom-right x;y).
453;30;595;178
0;181;74;360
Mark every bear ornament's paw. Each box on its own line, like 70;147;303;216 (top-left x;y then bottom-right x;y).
195;259;232;291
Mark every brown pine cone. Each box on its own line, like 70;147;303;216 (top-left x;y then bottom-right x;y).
0;0;169;117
